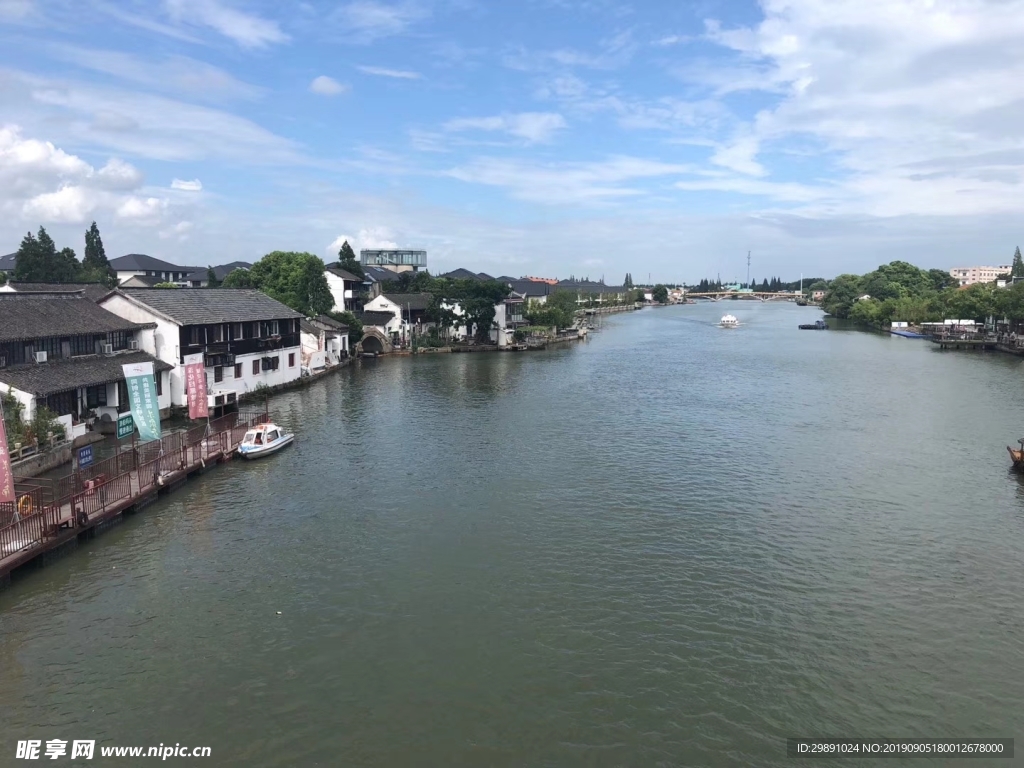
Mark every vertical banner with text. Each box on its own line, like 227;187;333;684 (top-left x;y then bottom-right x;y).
0;397;14;504
122;362;162;443
183;353;209;420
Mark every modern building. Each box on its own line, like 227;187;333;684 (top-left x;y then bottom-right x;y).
108;254;201;285
0;293;172;438
99;288;304;408
950;265;1012;286
360;249;426;273
0;282;111;302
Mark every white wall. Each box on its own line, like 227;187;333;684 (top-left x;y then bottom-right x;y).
101;293;184;404
1;384;35;423
207;349;302;398
325;271;347;313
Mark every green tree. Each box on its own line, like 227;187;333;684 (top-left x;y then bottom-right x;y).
624;273;633;289
55;247;80;282
821;274;864;318
222;268;255;288
526;289;578;329
1012;246;1024;278
205;267;221;288
81;221;113;284
998;280;1024;321
652;284;669;303
14;227;57;281
335;241;365;280
926;269;956;291
243;251;334;316
940;283;998;322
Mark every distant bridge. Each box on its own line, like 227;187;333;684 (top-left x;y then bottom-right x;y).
684;292;798;302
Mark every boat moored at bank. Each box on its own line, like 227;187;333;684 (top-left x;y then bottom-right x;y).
238;423;294;459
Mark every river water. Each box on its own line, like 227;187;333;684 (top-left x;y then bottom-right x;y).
2;302;1023;766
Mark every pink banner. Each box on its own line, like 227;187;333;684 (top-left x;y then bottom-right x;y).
0;404;13;504
183;353;209;420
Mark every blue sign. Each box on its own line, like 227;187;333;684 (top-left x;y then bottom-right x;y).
78;445;94;468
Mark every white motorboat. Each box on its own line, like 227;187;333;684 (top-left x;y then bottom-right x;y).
719;314;739;328
237;423;294;459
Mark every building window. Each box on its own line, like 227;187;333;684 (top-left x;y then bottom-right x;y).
234;323;243;340
234;363;243;378
262;356;279;371
252;359;260;375
189;326;201;345
85;385;107;409
70;335;94;357
271;320;280;336
209;324;225;343
214;366;223;383
108;331;128;351
155;372;163;396
288;353;295;367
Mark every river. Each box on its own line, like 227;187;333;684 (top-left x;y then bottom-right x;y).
2;301;1022;766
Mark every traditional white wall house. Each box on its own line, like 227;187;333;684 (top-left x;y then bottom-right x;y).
324;267;365;313
0;293;172;437
300;315;349;372
99;288;304;407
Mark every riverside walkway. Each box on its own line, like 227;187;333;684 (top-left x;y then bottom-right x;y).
0;408;269;584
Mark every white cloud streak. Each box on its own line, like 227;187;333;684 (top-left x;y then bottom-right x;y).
309;75;349;95
357;65;422;79
171;178;202;191
164;0;289;48
444;112;567;144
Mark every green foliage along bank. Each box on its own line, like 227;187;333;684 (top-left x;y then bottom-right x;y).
821;256;1024;328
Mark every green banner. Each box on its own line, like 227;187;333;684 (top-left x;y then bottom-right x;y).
121;362;162;443
116;413;134;440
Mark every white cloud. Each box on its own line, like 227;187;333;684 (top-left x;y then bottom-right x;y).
23;186;95;223
159;220;193;240
332;1;426;42
357;65;422;80
164;0;288;47
699;0;1024;216
0;0;33;22
327;227;399;257
96;158;145;189
116;196;168;223
171;178;203;191
309;75;349;96
444;112;567;144
446;156;695;204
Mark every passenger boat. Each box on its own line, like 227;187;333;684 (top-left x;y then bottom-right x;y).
237;423;294;459
1008;439;1024;471
799;320;829;330
719;314;739;328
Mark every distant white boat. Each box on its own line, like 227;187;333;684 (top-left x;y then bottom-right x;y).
237;423;294;459
719;314;739;328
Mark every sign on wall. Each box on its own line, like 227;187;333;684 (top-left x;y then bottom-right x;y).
183;353;209;420
121;362;162;443
77;445;94;469
116;413;135;440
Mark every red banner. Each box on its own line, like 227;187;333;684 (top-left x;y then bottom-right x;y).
0;402;14;504
183;353;209;420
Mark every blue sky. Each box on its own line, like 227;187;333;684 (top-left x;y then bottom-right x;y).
2;0;1023;282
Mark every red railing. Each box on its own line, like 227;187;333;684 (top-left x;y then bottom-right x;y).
3;407;269;567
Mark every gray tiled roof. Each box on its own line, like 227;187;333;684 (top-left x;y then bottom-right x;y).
363;266;400;283
109;253;200;272
0;253;16;271
379;293;432;311
358;311;396;328
5;282;112;302
508;280;554;297
312;314;349;331
120;275;163;288
115;288;302;325
326;267;365;282
0;351;172;397
0;293;150;343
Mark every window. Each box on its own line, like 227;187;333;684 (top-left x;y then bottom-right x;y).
108;331;128;351
252;359;260;375
209;325;225;343
214;366;223;383
189;326;201;345
85;385;107;408
70;335;94;357
288;353;295;367
262;356;279;371
234;323;243;340
271;320;280;336
234;363;243;378
155;372;163;397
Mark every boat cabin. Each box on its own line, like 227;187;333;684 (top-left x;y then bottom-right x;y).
242;423;282;446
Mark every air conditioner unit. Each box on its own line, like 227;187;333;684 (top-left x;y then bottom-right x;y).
35;351;47;363
129;340;139;350
102;343;113;355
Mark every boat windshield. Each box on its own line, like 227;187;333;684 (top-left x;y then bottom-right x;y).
242;430;257;444
266;430;279;442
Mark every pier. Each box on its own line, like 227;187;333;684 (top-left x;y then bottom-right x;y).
930;334;999;350
1;408;269;584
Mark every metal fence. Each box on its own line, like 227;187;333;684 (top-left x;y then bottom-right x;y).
1;408;269;567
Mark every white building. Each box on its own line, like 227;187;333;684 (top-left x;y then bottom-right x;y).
99;288;304;408
950;265;1012;286
300;316;349;372
0;293;171;438
324;267;364;313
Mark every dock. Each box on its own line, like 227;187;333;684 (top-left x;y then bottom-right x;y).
930;334;999;350
1;408;269;585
